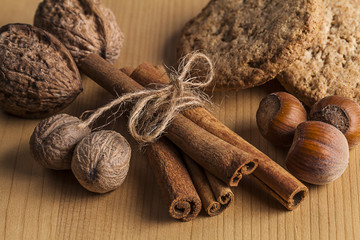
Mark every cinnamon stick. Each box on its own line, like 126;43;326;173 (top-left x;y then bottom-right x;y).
182;154;223;216
145;138;201;221
129;63;308;210
120;66;202;221
205;171;233;207
122;66;233;216
79;53;258;186
119;66;134;76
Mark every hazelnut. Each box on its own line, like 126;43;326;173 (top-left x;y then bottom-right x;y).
29;114;91;170
0;24;82;118
286;121;349;185
71;130;131;193
309;95;360;148
34;0;124;64
256;92;307;147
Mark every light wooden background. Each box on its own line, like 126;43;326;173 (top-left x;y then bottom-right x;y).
1;0;359;239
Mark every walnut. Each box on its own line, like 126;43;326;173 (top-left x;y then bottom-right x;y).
34;0;124;64
71;130;131;193
0;24;82;118
30;114;91;170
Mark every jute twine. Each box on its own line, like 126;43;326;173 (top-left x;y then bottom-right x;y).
79;52;214;143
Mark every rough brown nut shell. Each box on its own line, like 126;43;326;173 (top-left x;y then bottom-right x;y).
285;121;349;185
0;23;82;118
34;0;124;64
309;95;360;148
71;130;131;193
29;114;91;170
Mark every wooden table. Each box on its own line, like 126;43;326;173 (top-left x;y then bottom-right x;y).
1;0;359;239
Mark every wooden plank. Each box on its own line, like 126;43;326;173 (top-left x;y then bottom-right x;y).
0;0;360;239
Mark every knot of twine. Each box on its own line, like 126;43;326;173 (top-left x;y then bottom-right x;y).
80;52;214;143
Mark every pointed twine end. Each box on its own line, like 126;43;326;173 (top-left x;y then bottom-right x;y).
81;52;215;145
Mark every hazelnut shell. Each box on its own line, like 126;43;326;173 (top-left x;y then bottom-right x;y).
285;121;349;185
71;130;131;193
310;95;360;148
256;92;307;146
29;114;91;170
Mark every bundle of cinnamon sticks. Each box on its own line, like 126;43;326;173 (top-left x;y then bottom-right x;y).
80;54;308;221
122;65;235;219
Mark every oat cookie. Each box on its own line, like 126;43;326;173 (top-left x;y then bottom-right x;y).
277;0;360;106
177;0;323;90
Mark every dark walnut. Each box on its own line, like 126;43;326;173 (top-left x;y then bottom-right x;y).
34;0;124;64
30;114;91;170
72;130;131;193
0;23;82;118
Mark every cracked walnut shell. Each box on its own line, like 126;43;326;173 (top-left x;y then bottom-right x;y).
0;24;82;118
34;0;124;64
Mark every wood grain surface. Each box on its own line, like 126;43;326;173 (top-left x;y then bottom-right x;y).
1;0;360;239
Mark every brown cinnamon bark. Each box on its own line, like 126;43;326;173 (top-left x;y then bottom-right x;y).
119;66;134;76
121;66;233;216
205;171;233;207
182;154;223;216
145;138;201;221
79;53;258;186
129;63;308;210
119;66;201;221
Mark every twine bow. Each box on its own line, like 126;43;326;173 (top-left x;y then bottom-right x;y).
80;52;214;143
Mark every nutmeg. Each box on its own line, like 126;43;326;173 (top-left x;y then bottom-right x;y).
309;95;360;148
256;92;307;146
286;121;349;185
34;0;124;64
29;114;91;170
71;130;131;193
